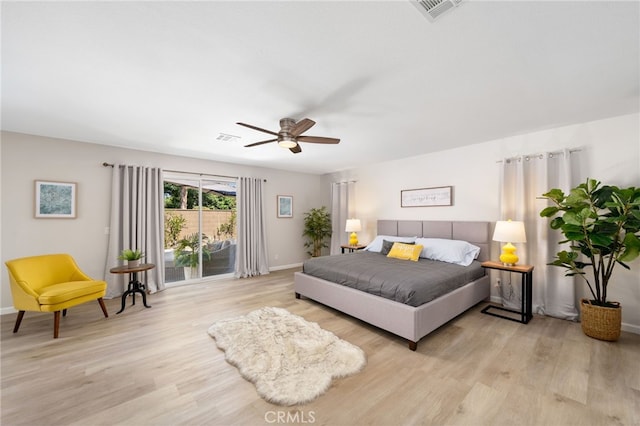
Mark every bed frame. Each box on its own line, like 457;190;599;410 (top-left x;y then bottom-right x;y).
294;220;491;350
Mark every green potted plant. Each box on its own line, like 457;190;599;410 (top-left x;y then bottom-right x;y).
118;249;144;267
175;233;211;280
540;178;640;341
303;206;332;257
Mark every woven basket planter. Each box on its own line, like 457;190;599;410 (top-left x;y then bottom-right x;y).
580;299;621;341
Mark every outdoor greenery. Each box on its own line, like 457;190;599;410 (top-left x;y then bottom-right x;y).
164;183;236;210
118;249;144;261
303;206;332;257
217;210;237;240
164;213;187;249
175;233;212;269
540;178;640;306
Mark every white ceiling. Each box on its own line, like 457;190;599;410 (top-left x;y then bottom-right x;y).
2;1;639;175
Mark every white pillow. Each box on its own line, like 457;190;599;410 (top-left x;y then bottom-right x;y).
364;235;417;253
415;238;480;266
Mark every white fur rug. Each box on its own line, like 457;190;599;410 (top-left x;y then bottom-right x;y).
207;307;366;406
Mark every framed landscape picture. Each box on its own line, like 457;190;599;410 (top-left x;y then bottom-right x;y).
35;180;77;218
277;195;293;218
401;186;453;207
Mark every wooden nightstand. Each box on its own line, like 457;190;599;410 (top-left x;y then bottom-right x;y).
480;260;534;324
340;244;366;254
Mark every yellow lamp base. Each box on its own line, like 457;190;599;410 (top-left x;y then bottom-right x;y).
349;232;359;246
499;242;519;266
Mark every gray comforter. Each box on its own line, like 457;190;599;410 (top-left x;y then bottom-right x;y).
302;251;485;307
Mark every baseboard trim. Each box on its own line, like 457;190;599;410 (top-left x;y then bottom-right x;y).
1;306;17;315
621;322;640;334
269;262;303;272
486;296;639;335
3;281;638;335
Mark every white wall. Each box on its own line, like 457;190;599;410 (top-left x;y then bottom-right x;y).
3;114;639;331
328;113;640;332
1;131;330;312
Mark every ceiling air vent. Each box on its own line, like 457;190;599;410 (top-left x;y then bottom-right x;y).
412;0;463;22
215;133;240;142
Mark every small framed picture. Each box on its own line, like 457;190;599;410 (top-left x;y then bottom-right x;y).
277;195;293;218
35;180;77;218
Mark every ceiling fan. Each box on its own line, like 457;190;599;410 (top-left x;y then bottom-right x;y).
236;118;340;154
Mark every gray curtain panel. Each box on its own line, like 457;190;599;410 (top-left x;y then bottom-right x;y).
104;165;165;298
235;177;269;278
498;148;578;320
330;181;356;255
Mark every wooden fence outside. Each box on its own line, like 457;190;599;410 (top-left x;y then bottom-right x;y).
165;209;235;242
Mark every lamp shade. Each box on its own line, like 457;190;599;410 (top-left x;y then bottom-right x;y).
345;219;362;232
492;220;526;243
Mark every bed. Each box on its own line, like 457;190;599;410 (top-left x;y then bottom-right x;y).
294;220;491;350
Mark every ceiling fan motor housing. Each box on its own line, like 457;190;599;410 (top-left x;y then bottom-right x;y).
279;118;297;132
278;118;296;144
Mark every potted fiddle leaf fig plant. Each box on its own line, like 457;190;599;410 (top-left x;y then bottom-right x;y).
118;249;144;267
303;206;332;257
540;178;640;341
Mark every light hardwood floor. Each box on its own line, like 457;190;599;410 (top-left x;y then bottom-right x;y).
2;268;639;426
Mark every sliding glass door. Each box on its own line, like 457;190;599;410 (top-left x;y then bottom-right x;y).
163;172;236;284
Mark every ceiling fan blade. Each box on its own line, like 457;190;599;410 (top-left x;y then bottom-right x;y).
244;138;277;147
297;135;340;144
290;118;316;137
289;144;302;154
236;122;279;136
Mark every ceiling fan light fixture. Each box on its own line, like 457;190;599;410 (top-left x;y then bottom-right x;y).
237;117;339;154
278;136;297;149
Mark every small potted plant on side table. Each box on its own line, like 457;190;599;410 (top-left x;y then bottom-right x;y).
118;249;144;268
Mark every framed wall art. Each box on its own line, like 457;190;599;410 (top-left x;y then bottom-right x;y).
401;186;453;207
35;180;77;218
277;195;293;218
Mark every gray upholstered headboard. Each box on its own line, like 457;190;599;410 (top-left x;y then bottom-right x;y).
377;220;491;262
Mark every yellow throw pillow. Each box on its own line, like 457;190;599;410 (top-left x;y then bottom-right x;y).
387;242;424;261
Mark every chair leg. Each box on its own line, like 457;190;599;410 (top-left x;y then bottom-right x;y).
13;311;25;333
97;298;109;318
54;311;61;338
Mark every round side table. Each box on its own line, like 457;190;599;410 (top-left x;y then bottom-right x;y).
109;263;155;314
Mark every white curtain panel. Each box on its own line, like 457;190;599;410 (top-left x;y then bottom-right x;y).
498;149;578;320
235;177;269;278
104;165;165;298
330;181;356;255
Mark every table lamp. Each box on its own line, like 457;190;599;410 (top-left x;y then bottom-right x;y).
345;219;362;246
492;220;526;266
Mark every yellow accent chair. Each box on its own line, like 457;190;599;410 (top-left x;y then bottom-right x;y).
5;254;109;338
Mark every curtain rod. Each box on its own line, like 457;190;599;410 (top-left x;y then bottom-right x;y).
333;180;358;184
164;168;239;180
101;162;266;182
496;148;582;163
